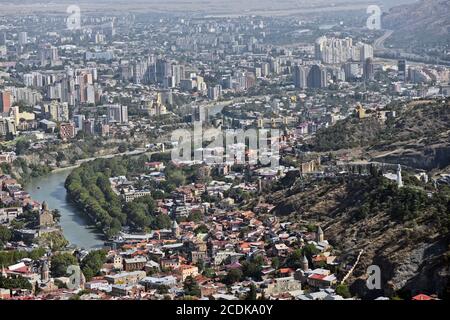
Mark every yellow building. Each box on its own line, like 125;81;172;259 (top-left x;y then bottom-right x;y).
10;106;35;126
355;104;366;119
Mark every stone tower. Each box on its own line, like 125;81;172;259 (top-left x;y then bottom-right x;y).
317;226;324;243
41;260;49;282
302;255;309;271
1;265;7;278
39;201;54;227
397;164;403;188
172;220;180;238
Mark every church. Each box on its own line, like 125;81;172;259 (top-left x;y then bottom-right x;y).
38;201;54;228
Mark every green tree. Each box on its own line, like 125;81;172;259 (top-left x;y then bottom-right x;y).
224;269;243;285
50;253;78;277
271;257;280;270
183;276;201;297
15;140;31;155
153;214;172;230
81;250;107;281
0;275;32;290
167;169;186;186
286;249;303;269
157;285;169;294
245;283;257;300
0;226;12;246
203;268;215;278
242;261;262;280
302;244;320;260
118;144;128;153
188;211;203;223
336;284;352;298
194;225;209;234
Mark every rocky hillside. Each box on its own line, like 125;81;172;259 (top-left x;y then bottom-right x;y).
370;100;450;171
312;99;450;172
312;116;385;152
383;0;450;46
268;174;450;298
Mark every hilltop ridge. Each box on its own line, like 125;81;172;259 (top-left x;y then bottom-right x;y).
383;0;450;46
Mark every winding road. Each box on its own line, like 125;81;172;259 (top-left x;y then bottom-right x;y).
374;29;393;52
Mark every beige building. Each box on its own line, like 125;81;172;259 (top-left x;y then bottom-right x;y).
178;265;199;282
300;157;321;175
104;271;146;285
264;277;302;296
113;255;123;270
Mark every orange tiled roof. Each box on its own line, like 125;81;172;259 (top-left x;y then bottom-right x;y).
279;268;294;274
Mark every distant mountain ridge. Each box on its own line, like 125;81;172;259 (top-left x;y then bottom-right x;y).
383;0;450;45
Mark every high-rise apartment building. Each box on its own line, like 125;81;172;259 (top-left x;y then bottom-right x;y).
363;58;375;81
0;90;12;114
293;65;308;89
398;60;407;81
307;65;327;88
106;104;128;124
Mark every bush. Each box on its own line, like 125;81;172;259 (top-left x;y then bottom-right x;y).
50;253;78;277
336;284;352;298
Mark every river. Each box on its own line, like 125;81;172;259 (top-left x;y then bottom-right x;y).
25;169;105;249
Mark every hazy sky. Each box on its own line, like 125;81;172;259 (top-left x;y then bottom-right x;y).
0;0;419;15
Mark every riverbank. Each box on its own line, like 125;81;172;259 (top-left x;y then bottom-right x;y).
25;169;105;249
51;148;149;173
22;148;167;248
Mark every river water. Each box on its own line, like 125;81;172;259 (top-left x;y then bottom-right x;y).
25;169;105;249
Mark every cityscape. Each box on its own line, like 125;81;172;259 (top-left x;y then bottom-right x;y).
0;0;449;305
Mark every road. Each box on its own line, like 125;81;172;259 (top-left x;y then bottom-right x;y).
51;148;165;172
373;29;393;51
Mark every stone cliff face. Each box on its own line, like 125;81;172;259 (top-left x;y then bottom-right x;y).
374;145;450;171
349;235;449;299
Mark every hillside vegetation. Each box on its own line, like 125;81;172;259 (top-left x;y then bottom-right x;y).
65;155;213;237
312;99;450;170
312;116;385;152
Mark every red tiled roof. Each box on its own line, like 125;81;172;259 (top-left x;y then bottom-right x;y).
9;266;29;274
309;273;327;280
412;294;433;301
